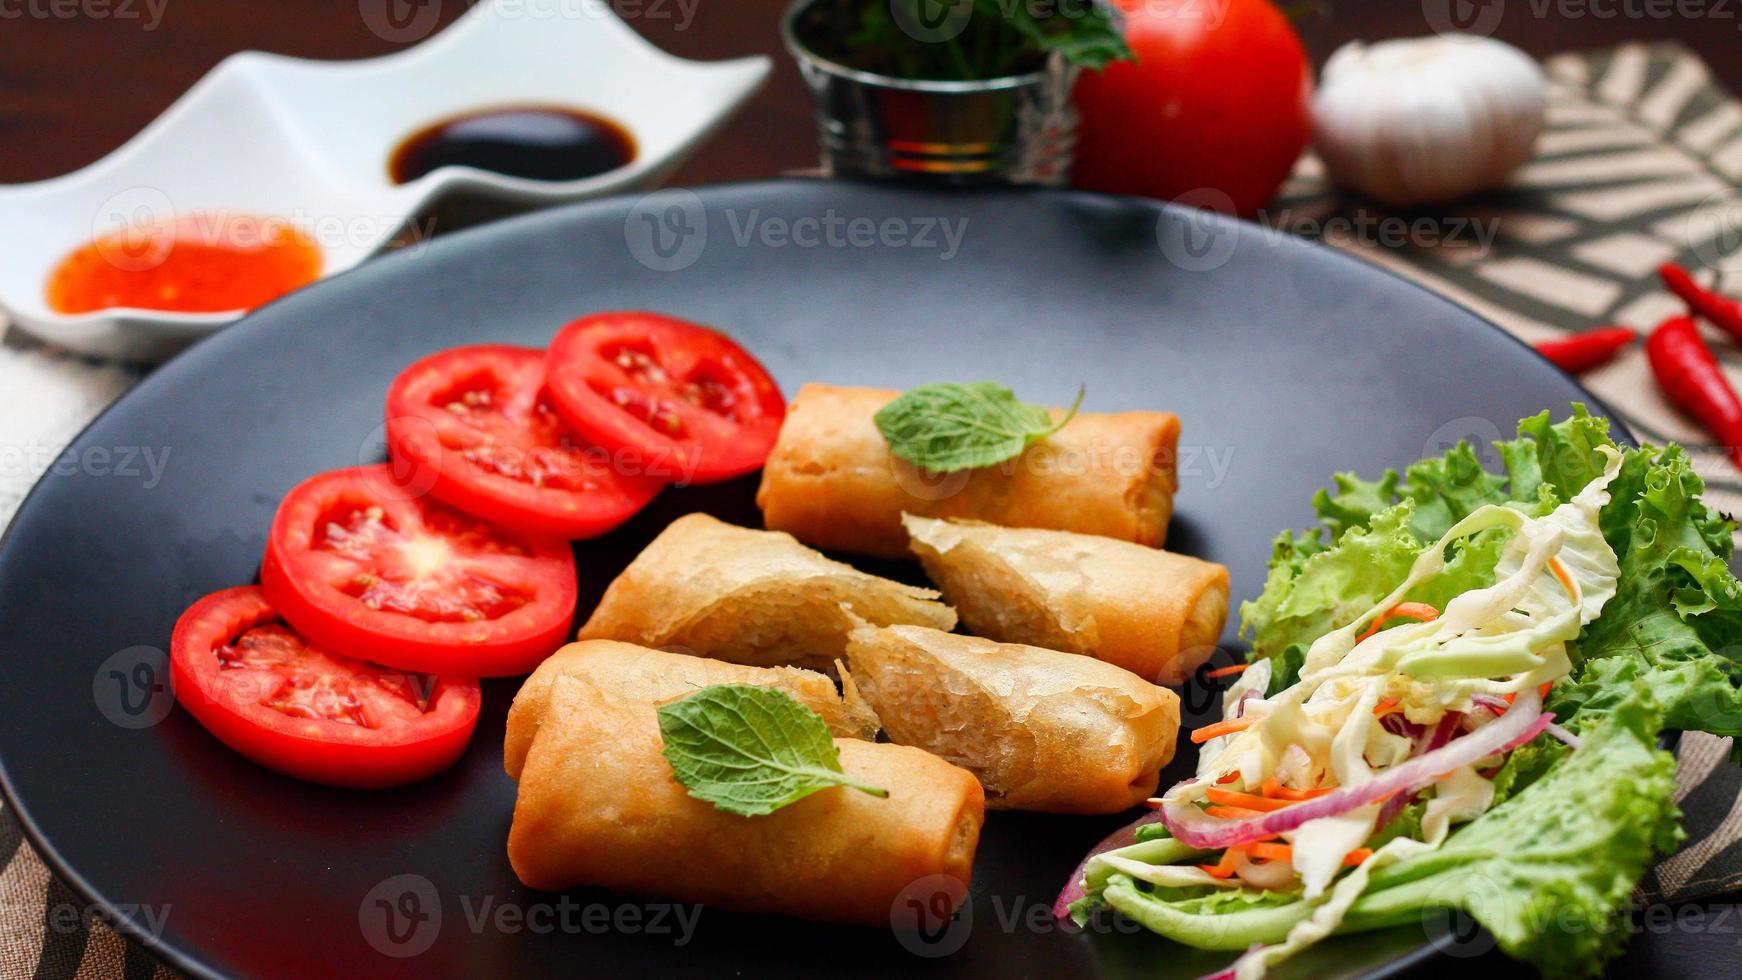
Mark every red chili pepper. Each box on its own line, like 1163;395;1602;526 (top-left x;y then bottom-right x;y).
1533;327;1638;373
1645;314;1742;469
1660;263;1742;343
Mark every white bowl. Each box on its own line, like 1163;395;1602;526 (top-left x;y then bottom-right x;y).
0;0;769;362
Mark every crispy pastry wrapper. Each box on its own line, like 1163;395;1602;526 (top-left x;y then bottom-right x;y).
577;512;955;672
504;639;880;779
507;677;984;925
845;624;1180;814
755;384;1179;559
903;515;1229;685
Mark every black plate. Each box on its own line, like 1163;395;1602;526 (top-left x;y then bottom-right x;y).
0;179;1621;980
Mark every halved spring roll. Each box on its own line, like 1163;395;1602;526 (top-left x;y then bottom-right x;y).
504;639;880;779
845;624;1180;814
755;383;1180;559
577;512;956;672
903;515;1229;685
508;677;985;925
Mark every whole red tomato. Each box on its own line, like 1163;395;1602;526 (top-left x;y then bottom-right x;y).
1072;0;1312;218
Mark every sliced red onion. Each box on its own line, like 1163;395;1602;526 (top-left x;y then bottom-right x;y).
1380;712;1423;740
1424;710;1464;751
1471;694;1510;715
1161;691;1549;851
1544;721;1582;749
1472;696;1579;747
1050;807;1168;918
1199;944;1265;980
1233;689;1261;718
1374;788;1415;830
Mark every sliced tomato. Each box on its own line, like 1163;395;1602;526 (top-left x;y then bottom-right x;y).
169;586;481;788
544;312;786;484
261;465;577;676
385;344;663;538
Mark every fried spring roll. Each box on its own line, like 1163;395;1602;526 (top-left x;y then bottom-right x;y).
903;515;1229;685
504;639;879;779
577;512;956;672
508;678;985;924
755;383;1180;559
846;624;1180;814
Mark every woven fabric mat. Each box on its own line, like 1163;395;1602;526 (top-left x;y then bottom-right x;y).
2;40;1741;978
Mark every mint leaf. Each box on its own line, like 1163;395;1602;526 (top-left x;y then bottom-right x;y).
657;685;887;817
984;0;1132;72
874;382;1083;472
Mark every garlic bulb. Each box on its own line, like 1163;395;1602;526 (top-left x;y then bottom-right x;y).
1312;34;1546;207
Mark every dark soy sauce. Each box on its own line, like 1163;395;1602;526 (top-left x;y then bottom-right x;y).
389;106;636;184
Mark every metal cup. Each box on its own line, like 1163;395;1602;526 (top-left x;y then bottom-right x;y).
781;0;1081;186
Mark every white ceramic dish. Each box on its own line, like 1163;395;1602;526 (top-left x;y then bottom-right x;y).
0;0;769;362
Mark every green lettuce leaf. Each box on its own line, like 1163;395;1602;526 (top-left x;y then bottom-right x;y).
1083;692;1681;977
1240;405;1742;738
1345;691;1682;977
1558;444;1742;736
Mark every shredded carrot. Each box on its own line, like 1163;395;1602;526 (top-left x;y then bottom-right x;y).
1260;775;1333;800
1205;663;1251;679
1190;716;1256;744
1246;842;1292;862
1195;847;1244;879
1239;843;1372;867
1204;805;1267;819
1373;697;1402;716
1216;770;1241;784
1205;788;1294;812
1356;601;1441;642
1548;556;1577;599
1499;682;1553;712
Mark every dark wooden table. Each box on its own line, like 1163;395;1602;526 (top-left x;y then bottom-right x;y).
2;0;1738;186
2;1;1737;977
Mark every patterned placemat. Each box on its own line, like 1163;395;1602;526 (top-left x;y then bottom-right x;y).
1267;41;1742;906
2;40;1741;979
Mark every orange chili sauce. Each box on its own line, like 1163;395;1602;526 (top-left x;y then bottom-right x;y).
46;213;322;315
